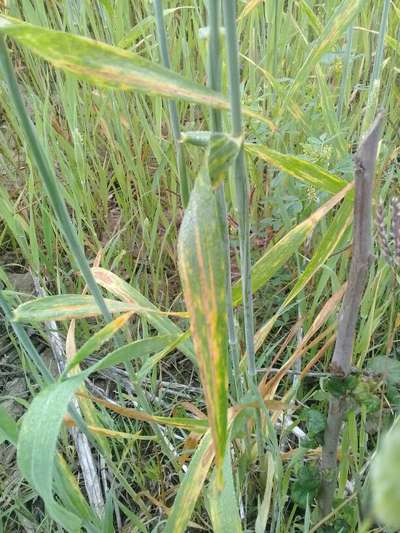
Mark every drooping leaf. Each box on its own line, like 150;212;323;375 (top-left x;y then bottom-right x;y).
208;133;242;187
178;166;229;484
13;293;186;323
0;15;271;127
17;335;176;531
17;374;88;532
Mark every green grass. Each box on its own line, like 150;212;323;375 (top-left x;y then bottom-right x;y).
0;1;399;531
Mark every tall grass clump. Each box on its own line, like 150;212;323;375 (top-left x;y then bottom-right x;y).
0;1;398;532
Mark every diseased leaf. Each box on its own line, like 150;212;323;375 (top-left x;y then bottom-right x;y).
13;295;137;322
245;144;347;194
86;394;208;433
165;429;214;533
0;15;271;127
13;293;186;323
178;166;229;484
63;312;133;374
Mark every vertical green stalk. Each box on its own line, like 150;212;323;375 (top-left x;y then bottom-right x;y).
370;0;390;87
361;0;390;132
337;25;353;122
0;37;113;324
206;0;241;398
153;0;189;208
221;0;256;384
207;0;223;133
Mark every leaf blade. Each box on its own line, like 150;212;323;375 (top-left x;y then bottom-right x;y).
0;15;271;127
178;168;229;482
13;294;137;322
245;143;347;194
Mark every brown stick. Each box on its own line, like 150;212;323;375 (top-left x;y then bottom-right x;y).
319;111;385;516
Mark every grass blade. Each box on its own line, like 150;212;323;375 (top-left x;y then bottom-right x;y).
17;374;90;532
0;404;18;446
232;182;353;305
245;144;347;194
208;447;243;532
281;197;353;311
91;267;195;360
286;0;365;102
